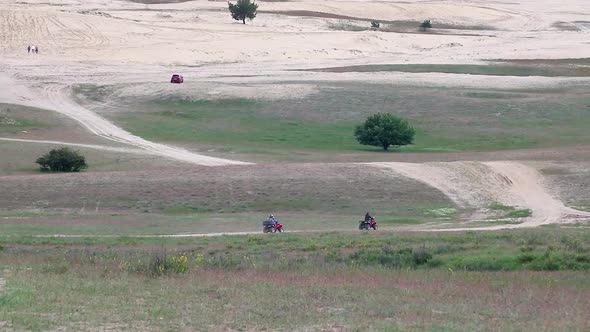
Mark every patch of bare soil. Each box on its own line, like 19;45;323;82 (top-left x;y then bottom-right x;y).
0;163;451;214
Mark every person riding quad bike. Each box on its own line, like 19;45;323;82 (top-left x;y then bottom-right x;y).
359;212;377;230
262;214;283;233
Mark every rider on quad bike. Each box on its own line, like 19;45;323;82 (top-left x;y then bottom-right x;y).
359;212;377;230
262;214;283;233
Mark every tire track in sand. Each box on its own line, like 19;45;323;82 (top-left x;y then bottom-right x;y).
368;161;590;230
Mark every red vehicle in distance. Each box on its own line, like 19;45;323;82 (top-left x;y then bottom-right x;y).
170;74;184;83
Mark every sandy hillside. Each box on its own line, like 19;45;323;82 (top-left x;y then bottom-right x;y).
0;0;589;66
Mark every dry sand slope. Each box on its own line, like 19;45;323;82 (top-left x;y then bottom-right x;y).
370;161;590;230
1;0;590;65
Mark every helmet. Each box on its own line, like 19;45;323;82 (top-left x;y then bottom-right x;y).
270;214;274;218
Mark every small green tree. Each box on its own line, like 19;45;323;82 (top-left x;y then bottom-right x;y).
354;113;415;151
228;0;258;24
35;147;87;172
371;20;380;28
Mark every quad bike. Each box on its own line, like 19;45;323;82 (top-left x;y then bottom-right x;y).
262;220;284;233
359;218;377;230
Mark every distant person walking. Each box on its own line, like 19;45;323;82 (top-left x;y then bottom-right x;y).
27;45;31;53
35;46;39;54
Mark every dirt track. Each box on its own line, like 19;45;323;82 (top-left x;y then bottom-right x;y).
0;74;249;166
370;161;590;230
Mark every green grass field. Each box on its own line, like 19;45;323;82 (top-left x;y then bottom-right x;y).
115;99;360;153
0;228;588;331
105;83;590;160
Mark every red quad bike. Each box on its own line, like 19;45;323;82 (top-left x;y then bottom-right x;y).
262;220;284;233
359;218;377;231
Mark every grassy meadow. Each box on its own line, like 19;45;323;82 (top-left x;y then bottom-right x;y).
0;228;588;331
2;68;590;331
99;82;590;161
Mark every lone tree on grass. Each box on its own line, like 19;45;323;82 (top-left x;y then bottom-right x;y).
35;147;87;172
354;113;415;151
228;0;258;24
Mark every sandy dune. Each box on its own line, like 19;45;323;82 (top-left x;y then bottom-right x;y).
1;0;590;66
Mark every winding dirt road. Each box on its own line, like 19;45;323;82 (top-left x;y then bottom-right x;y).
0;73;250;166
43;84;251;166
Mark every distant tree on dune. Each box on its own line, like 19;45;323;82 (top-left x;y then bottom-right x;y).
228;0;258;24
